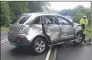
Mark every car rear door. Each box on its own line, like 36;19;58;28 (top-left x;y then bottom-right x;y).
57;16;75;41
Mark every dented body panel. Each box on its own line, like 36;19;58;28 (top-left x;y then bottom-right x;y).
8;12;83;46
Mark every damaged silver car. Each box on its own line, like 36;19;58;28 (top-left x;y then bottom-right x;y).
8;12;84;54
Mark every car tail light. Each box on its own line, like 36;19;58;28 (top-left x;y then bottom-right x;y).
16;40;20;43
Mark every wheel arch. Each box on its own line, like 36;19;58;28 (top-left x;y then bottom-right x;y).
75;30;83;35
32;35;51;46
75;30;85;40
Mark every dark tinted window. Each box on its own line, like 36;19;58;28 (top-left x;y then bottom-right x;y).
44;16;55;24
18;15;29;24
33;16;41;24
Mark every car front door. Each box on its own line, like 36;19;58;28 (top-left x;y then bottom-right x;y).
42;15;60;43
57;16;75;41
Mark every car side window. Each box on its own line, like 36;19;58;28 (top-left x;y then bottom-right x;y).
57;16;70;25
44;16;55;24
49;17;55;24
33;16;41;24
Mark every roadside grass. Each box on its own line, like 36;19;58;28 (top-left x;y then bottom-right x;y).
1;27;9;31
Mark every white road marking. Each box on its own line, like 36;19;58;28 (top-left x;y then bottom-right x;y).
1;38;8;44
45;47;52;60
53;48;57;60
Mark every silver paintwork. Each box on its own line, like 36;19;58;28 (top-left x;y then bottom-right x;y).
8;12;83;46
46;24;60;43
73;23;83;34
25;24;43;42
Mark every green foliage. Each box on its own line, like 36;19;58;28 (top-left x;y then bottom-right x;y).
0;1;50;26
1;27;9;31
1;2;12;26
8;2;29;23
85;9;91;25
73;13;84;23
27;2;50;12
59;5;91;25
72;5;91;24
59;5;91;37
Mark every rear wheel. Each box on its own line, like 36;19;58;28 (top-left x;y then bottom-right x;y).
73;31;84;44
32;37;47;54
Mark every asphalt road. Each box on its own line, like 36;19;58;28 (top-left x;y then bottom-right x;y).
1;30;8;40
1;42;47;60
1;31;91;60
56;44;91;60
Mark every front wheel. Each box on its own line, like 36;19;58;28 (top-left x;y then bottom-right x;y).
32;37;47;55
73;32;85;44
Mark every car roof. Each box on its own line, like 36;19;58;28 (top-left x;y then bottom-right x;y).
22;12;74;24
22;12;61;16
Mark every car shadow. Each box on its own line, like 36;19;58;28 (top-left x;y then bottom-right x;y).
10;46;38;56
56;43;84;49
9;43;85;56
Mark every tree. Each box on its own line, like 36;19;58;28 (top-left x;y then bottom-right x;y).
59;5;91;25
59;9;73;16
8;2;29;23
1;2;12;26
0;1;50;26
28;1;50;12
85;8;91;25
73;13;84;23
8;1;50;23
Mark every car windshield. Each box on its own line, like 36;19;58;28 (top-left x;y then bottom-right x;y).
63;16;73;22
18;15;30;24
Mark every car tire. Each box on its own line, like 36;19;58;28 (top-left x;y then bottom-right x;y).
32;37;47;55
73;31;85;44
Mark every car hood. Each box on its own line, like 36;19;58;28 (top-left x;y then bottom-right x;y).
74;23;81;26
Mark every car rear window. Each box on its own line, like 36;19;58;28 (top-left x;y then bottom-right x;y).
18;15;30;24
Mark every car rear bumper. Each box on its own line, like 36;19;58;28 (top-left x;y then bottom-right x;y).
8;33;31;46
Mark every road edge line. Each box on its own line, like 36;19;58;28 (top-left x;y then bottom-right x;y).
1;40;8;44
1;39;7;41
53;48;57;60
45;47;52;60
1;38;8;44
